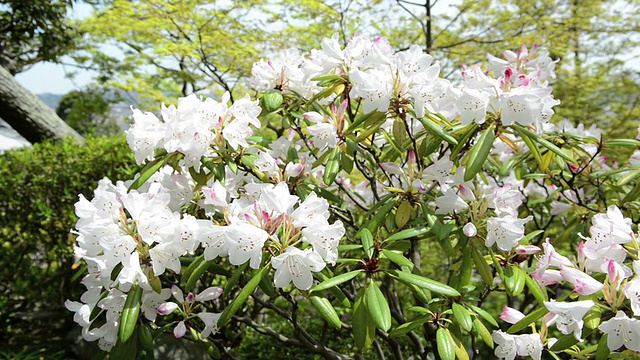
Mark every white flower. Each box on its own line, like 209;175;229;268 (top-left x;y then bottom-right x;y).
599;311;640;352
434;188;468;215
485;215;532;251
624;277;640;316
291;192;329;228
302;220;344;265
544;300;594;340
590;205;633;245
226;222;269;269
197;311;222;338
492;330;517;360
142;288;171;322
272;247;326;290
202;180;229;209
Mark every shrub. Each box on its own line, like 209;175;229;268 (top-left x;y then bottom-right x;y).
0;135;138;352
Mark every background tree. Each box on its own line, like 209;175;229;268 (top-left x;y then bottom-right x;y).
0;0;83;143
55;87;122;136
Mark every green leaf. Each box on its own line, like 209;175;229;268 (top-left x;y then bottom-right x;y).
386;226;429;242
605;139;640;147
389;315;430;338
450;123;479;161
584;306;602;330
507;306;549;334
353;287;376;352
310;295;342;329
314;271;351;307
464;127;495;181
550;328;593;351
596;334;610;360
453;247;472;290
513;124;576;165
451;332;470;360
504;265;525;296
452;303;472;332
366;281;392;332
387;270;460;297
137;323;154;353
381;249;414;269
617;168;640;186
359;228;374;259
418;115;458;145
128;152;178;190
180;255;204;287
471;247;493;286
110;331;138;360
469;305;498;327
473;318;493;348
185;258;216;292
524;274;548;305
436;328;456;360
516;126;544;167
118;284;143;343
520;230;545;244
346;111;386;134
311;270;363;293
395;200;412;229
218;266;268;327
223;262;249;297
323;151;341;185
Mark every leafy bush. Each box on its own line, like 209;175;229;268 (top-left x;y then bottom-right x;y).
0;135;138;352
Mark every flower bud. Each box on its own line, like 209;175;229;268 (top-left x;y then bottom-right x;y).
463;223;477;237
500;306;525;324
196;287;224;302
158;302;179;315
261;90;283;113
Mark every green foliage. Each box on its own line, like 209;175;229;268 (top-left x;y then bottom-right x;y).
56;87;122;136
0;0;77;74
0;135;137;351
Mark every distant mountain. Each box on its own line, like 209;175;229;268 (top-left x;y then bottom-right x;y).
37;93;63;110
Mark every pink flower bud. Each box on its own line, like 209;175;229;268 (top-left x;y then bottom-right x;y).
408;150;416;166
284;162;305;179
463;223;477;237
514;245;541;255
186;293;195;303
196;287;224;302
500;306;525;324
158;302;179;315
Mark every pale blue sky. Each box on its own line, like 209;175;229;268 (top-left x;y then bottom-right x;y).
14;3;94;95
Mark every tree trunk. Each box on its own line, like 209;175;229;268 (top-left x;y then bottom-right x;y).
0;65;83;144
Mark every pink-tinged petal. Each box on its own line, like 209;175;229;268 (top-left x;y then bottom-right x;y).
379;162;405;176
171;285;184;303
174;321;187;338
560;266;603;295
500;306;525;324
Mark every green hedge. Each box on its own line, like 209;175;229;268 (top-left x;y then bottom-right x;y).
0;135;138;353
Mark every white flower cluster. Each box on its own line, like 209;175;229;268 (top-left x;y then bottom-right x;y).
456;45;560;130
126;92;261;167
68;87;346;350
